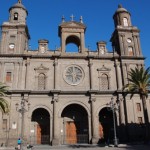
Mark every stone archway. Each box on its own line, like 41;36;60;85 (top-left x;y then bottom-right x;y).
61;104;89;144
99;107;115;144
31;108;50;144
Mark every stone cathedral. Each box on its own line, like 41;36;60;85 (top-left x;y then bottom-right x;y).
0;0;149;146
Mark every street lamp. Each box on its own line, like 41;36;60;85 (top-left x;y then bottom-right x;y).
15;93;30;141
107;97;118;147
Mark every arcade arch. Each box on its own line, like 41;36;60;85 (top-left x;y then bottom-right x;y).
61;104;89;144
31;108;50;144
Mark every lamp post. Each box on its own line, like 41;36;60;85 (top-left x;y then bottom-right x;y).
15;93;30;141
107;97;118;147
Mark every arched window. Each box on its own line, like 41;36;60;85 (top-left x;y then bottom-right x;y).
123;17;128;26
66;43;79;53
38;73;46;90
101;74;109;90
14;12;18;20
128;46;133;56
65;35;80;53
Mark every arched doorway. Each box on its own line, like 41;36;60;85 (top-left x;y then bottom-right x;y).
99;107;115;144
61;104;89;144
31;108;50;144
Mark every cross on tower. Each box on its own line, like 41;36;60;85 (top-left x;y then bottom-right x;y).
70;14;75;21
18;0;22;3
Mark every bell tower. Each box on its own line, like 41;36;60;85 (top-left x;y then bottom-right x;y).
58;16;86;53
110;5;142;57
0;0;30;54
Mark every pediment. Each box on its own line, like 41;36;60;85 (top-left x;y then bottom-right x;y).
34;64;49;71
97;65;111;71
60;21;86;29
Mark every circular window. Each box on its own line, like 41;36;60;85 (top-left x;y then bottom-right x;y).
64;65;84;85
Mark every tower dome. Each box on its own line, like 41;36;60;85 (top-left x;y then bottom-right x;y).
113;4;132;27
115;4;128;13
9;0;28;23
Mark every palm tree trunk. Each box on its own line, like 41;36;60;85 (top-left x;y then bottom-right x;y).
141;95;149;143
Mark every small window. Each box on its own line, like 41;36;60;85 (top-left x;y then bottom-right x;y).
136;103;141;112
123;17;128;26
14;13;18;20
101;74;109;90
38;73;46;90
2;119;7;130
128;47;133;56
138;117;143;124
6;72;12;82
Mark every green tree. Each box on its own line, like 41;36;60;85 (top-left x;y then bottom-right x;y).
0;82;9;114
124;66;150;142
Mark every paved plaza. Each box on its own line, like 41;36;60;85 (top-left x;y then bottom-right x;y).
0;144;150;150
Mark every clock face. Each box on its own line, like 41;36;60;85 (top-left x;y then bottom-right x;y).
127;38;132;43
9;43;15;49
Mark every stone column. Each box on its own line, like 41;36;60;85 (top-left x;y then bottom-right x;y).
119;97;125;124
21;60;26;89
137;36;142;56
133;35;138;56
25;58;30;89
90;95;99;144
119;34;124;55
122;35;128;55
122;64;127;86
89;59;94;90
1;31;8;53
115;60;122;90
61;33;66;53
50;117;53;144
54;58;59;90
17;31;23;54
13;62;18;89
80;32;85;53
17;62;23;89
52;94;60;145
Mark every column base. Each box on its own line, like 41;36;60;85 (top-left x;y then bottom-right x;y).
52;138;60;145
91;137;99;144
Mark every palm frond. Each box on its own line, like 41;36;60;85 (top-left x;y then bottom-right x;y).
0;83;9;114
123;66;150;100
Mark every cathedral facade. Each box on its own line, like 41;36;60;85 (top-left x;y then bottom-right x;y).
0;1;149;146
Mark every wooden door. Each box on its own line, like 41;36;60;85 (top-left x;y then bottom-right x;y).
37;124;41;144
66;121;77;144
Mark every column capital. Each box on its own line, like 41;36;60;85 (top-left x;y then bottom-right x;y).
88;60;93;67
90;94;96;102
53;59;58;66
18;61;23;66
25;60;30;66
53;94;59;102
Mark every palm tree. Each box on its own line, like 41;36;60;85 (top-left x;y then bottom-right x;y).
0;82;9;114
123;66;150;142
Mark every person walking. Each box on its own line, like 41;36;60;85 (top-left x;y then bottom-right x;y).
17;138;21;150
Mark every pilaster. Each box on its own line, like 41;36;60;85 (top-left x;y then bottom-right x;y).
52;93;60;145
54;58;59;90
115;60;122;90
90;94;99;144
18;62;23;89
25;58;30;89
89;59;94;90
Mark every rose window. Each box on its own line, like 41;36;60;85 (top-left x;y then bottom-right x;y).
64;66;83;85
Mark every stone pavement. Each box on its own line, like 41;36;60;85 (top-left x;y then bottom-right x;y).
0;144;150;150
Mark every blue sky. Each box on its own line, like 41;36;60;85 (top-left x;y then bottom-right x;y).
0;0;150;67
